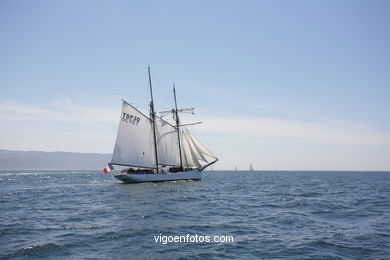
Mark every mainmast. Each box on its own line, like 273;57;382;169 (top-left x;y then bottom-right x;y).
173;83;183;169
148;66;159;172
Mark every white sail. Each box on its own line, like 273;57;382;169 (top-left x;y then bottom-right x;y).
183;130;207;163
180;128;216;167
155;116;181;166
111;101;156;168
181;130;201;167
186;129;217;159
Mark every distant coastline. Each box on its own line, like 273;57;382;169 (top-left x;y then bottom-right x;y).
1;149;389;172
0;149;111;170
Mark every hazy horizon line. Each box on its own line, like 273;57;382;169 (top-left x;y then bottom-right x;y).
1;148;389;172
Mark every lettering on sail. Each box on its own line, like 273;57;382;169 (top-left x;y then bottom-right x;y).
122;112;141;126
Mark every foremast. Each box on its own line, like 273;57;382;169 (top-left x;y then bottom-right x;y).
173;83;184;169
167;86;218;172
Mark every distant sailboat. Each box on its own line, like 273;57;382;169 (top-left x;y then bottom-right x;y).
106;67;218;183
249;164;254;171
234;166;238;171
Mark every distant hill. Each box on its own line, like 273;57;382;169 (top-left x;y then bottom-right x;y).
0;150;112;170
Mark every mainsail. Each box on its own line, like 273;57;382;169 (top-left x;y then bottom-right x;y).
111;101;156;168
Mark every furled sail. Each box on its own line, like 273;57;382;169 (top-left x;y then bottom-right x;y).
159;107;194;117
155;116;181;166
177;108;194;114
111;101;156;168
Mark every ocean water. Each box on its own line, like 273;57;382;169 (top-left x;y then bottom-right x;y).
1;170;389;259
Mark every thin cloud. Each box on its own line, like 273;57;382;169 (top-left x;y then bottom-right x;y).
0;97;119;123
1;98;389;148
198;116;390;146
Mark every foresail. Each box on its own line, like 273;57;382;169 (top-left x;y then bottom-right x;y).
111;101;156;168
187;131;216;159
155;116;181;166
181;130;201;167
180;128;217;167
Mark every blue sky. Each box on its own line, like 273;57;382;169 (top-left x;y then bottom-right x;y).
1;0;389;170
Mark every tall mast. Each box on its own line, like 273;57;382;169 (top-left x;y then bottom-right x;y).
173;83;183;169
148;66;159;172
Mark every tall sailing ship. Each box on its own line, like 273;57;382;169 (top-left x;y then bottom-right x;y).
104;67;218;183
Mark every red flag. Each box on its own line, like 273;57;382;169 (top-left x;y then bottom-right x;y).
103;166;111;174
